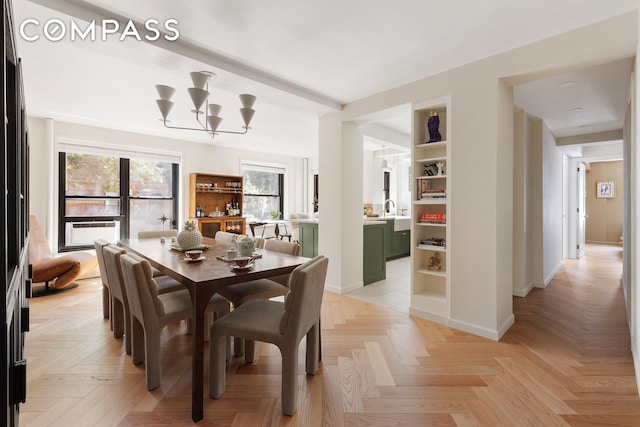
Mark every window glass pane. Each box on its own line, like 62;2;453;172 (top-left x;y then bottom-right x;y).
65;199;120;216
242;168;283;221
243;170;280;195
130;159;173;197
65;153;120;196
243;196;281;221
129;199;175;237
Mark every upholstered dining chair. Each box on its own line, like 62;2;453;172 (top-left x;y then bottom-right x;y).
209;255;328;416
136;230;180;278
119;252;231;390
94;239;112;322
214;231;242;243
102;245;131;349
102;244;186;354
217;239;301;357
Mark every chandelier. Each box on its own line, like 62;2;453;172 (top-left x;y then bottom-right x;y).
155;71;256;139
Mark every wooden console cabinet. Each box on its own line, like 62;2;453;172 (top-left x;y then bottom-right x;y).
188;173;246;236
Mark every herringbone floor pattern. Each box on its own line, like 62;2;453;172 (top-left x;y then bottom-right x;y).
21;244;639;426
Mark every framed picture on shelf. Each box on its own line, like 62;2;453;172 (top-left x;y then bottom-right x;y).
596;181;615;198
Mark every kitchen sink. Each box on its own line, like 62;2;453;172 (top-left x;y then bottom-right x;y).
393;216;410;231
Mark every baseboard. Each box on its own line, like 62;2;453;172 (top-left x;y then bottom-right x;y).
325;280;363;295
448;317;506;341
409;306;449;325
544;261;563;286
633;336;640;398
513;282;535;297
497;313;516;339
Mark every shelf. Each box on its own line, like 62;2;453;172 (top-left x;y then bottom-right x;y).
195;188;243;194
416;244;447;252
416;140;448;149
414;199;447;205
416;156;446;163
417;175;446;179
412;291;447;302
416;268;447;278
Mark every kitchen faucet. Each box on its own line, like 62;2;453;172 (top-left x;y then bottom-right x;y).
383;199;395;217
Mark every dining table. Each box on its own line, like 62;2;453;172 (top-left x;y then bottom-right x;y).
118;236;308;423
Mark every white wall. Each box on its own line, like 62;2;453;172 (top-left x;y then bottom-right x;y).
318;114;365;294
28;118;305;251
630;33;640;396
542;122;565;283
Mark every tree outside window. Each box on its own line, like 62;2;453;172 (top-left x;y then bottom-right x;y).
242;169;283;222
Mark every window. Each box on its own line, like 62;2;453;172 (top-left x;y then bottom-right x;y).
241;163;285;222
59;152;178;251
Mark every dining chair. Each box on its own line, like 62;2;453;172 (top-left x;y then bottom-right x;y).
94;239;113;322
136;230;180;277
217;239;301;357
209;255;328;416
102;244;187;354
214;231;242;243
102;245;131;351
119;252;231;390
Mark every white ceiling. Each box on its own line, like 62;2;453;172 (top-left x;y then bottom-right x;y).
14;0;639;158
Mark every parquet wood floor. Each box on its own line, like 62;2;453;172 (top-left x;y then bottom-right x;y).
20;244;639;426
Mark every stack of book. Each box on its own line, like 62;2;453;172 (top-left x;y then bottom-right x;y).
421;189;446;200
419;213;446;224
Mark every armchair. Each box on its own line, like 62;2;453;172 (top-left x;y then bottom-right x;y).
29;215;97;295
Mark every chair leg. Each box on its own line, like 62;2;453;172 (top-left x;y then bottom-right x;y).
244;340;257;363
112;299;125;339
305;322;320;375
131;318;145;365
208;331;228;399
281;346;299;416
102;285;110;319
123;307;132;355
233;337;245;356
144;330;162;390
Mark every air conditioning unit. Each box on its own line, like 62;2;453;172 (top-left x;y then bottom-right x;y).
66;221;119;246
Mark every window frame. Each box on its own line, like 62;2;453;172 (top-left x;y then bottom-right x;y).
58;153;179;252
240;162;286;221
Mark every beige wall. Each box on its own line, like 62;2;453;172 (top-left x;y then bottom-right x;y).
586;161;624;244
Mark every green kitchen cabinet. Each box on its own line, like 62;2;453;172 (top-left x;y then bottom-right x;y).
393;230;411;257
299;222;318;258
363;223;386;285
383;218;394;260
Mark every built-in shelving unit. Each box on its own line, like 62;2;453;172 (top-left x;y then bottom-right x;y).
411;96;451;321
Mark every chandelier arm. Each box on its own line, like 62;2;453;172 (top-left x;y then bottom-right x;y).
194;111;209;132
213;127;249;135
161;120;249;138
161;120;213;134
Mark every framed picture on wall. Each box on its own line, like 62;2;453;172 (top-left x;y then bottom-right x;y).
596;181;615;198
